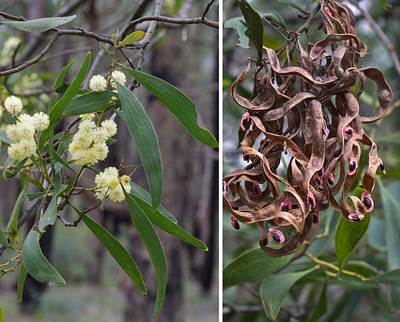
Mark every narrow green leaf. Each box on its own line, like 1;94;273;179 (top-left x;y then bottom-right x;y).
0;15;76;32
22;229;65;286
131;183;176;223
223;249;293;288
117;82;163;207
50;52;91;121
130;192;207;251
53;60;75;93
121;67;219;148
17;263;27;303
0;131;12;145
260;267;317;320
378;180;400;269
40;52;91;149
79;212;146;295
308;283;328;322
125;192;167;316
118;31;145;47
63;91;115;116
6;182;28;243
236;0;264;59
335;213;370;267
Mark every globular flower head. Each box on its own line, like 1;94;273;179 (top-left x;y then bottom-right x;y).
101;119;117;138
32;112;50;131
89;75;107;92
6;122;35;142
4;96;23;116
8;139;37;161
69;117;117;166
111;71;127;89
95;167;131;203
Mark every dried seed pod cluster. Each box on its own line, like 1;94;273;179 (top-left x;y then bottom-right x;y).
223;0;392;256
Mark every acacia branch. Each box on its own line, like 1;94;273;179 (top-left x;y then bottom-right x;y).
0;27;116;76
0;0;89;70
129;14;219;30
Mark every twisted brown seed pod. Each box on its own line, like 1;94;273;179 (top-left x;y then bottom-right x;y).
224;0;392;256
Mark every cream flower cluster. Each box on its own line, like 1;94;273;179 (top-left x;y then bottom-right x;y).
6;112;50;161
110;71;127;89
4;96;23;116
95;167;131;202
89;75;107;92
68;114;117;166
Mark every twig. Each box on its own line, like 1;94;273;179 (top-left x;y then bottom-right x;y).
134;0;165;48
0;27;115;76
350;0;400;78
0;0;88;70
129;14;219;30
202;0;215;20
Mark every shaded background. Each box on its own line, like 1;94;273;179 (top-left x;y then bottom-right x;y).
223;0;400;321
0;1;219;321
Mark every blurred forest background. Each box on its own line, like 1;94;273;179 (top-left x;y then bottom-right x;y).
0;1;218;322
223;0;400;321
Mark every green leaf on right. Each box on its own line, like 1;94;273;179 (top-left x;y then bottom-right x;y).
79;212;147;295
22;229;65;286
335;213;370;268
236;0;264;59
260;267;317;320
125;191;167;316
117;82;163;208
0;15;76;32
121;67;219;148
223;249;293;288
131;183;177;223
129;192;207;251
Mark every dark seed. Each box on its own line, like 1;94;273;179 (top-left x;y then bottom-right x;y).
272;234;281;243
281;204;289;212
231;217;240;230
380;163;385;172
363;197;372;208
349;160;357;172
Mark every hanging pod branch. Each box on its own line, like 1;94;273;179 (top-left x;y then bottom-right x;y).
224;0;393;256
